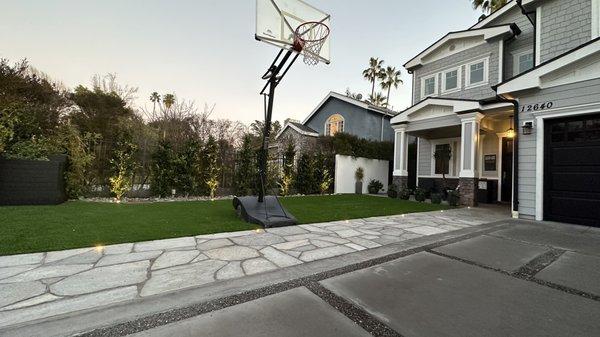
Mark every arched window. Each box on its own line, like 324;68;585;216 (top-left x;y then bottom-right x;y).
325;114;344;136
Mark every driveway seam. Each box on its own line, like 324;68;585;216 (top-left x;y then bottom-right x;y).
427;250;600;302
74;222;510;337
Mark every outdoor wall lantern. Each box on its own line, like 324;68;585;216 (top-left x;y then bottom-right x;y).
522;121;533;135
505;116;515;139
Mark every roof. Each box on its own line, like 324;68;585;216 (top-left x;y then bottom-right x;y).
496;37;600;95
275;121;319;140
404;24;520;71
301;92;397;125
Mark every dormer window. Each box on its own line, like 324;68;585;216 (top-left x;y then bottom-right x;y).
513;50;534;75
325;114;344;136
421;74;438;98
465;57;489;88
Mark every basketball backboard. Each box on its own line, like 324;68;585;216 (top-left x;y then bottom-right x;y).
256;0;331;64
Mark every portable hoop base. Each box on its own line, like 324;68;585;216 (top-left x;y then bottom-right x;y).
233;196;298;228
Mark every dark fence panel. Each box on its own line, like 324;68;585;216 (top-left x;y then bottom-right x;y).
0;155;67;205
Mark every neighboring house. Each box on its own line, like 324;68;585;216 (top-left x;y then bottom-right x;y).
274;92;397;154
391;0;600;226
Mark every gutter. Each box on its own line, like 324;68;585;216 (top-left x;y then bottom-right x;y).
497;96;520;216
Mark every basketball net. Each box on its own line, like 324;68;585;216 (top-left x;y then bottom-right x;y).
293;21;330;66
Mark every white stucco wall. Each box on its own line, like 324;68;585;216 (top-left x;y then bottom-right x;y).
334;155;389;194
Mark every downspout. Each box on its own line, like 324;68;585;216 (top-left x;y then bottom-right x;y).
497;96;520;216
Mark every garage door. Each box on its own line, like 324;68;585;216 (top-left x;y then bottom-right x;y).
544;114;600;226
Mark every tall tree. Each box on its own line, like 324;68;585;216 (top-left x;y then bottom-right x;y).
162;94;175;112
380;66;403;107
367;92;387;107
362;58;384;97
150;92;160;114
472;0;507;13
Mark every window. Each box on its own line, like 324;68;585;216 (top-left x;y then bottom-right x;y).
513;50;534;75
434;144;451;175
421;74;437;98
325;114;344;136
442;67;461;93
466;58;488;87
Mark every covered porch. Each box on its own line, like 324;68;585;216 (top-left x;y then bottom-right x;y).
391;98;516;208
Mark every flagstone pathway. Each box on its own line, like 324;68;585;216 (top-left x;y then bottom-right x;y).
0;207;508;329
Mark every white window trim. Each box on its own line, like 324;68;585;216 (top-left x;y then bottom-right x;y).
465;57;489;89
324;114;345;136
441;66;462;94
593;0;600;39
421;73;438;98
512;49;534;76
429;138;460;178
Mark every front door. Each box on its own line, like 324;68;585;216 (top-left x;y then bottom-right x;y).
501;138;513;202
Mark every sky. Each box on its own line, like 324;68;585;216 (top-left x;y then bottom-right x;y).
0;0;483;123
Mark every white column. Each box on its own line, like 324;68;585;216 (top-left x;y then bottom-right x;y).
393;124;408;177
459;112;484;178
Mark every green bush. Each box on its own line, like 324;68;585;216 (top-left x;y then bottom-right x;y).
151;140;175;197
431;193;442;204
447;190;460;206
387;184;398;198
367;179;383;194
415;187;427;202
296;152;317;195
399;188;412;200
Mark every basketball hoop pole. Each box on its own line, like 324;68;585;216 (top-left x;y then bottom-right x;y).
257;49;300;203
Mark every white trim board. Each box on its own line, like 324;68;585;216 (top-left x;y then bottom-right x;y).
497;39;600;95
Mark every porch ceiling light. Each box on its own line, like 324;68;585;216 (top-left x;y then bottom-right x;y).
506;115;515;138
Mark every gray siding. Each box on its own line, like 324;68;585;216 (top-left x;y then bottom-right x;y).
540;0;592;63
418;138;432;176
304;97;394;142
487;5;535;80
412;40;501;103
516;78;600;218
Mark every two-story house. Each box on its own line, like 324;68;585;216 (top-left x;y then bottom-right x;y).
391;0;600;226
275;91;397;152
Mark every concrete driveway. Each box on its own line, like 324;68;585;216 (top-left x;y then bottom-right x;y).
3;217;600;337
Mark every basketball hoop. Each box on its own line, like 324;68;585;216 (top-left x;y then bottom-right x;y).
293;21;330;66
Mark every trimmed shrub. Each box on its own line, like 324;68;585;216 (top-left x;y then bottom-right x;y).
414;187;427;202
447;190;460;206
399;188;412;200
387;184;398;198
367;179;383;194
431;193;442;204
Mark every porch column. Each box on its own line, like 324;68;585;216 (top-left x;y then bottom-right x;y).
392;124;409;192
458;112;484;206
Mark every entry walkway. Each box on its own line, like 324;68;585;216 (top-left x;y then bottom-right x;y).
0;207;508;329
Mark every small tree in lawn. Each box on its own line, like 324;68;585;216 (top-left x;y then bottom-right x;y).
203;136;220;199
151;140;175;197
319;169;333;195
278;141;296;196
234;134;256;196
109;136;138;202
296;152;316;195
433;145;452;196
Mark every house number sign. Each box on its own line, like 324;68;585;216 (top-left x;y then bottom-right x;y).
520;101;554;113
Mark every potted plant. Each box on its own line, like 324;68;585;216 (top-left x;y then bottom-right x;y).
368;179;383;194
414;187;427;202
447;189;460;206
387;184;398;198
355;167;364;194
399;188;412;200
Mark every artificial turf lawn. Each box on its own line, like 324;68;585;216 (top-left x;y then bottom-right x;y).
0;194;449;255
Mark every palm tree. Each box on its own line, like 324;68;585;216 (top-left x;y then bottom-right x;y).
380;66;403;107
163;94;175;112
367;92;387;107
150;92;160;114
362;58;385;97
472;0;507;13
